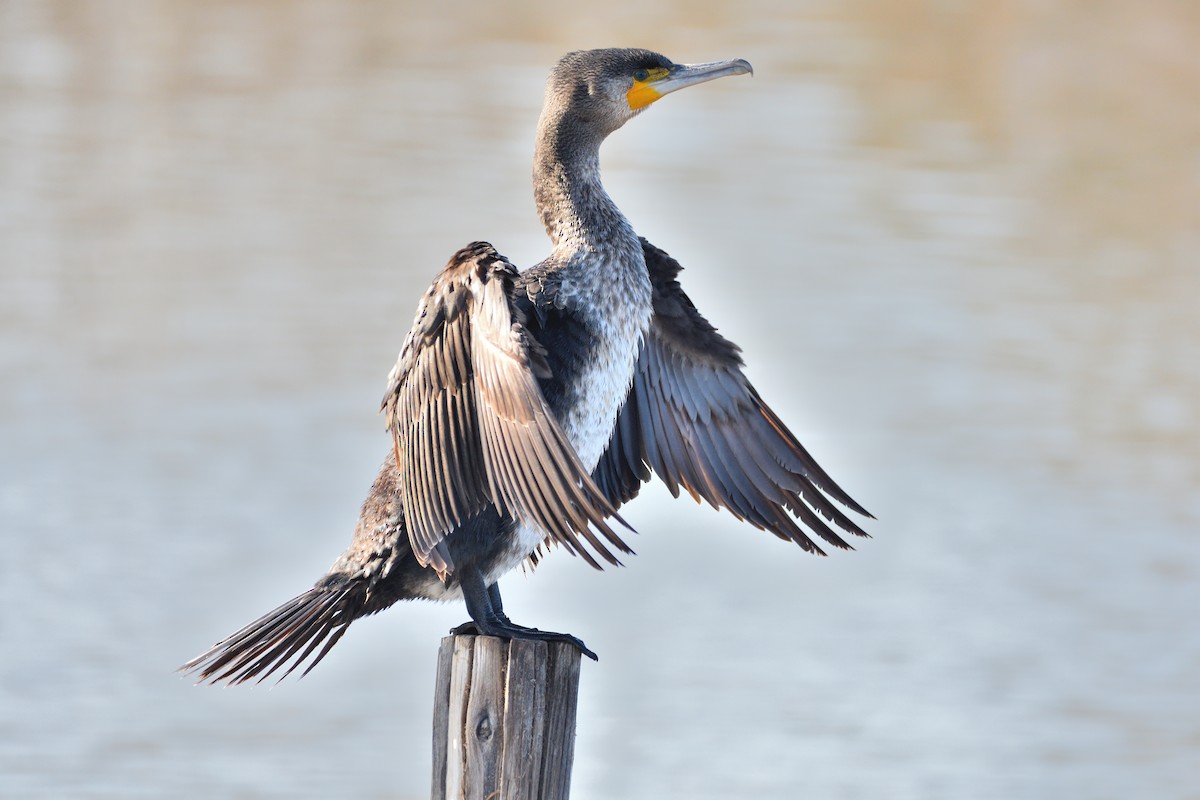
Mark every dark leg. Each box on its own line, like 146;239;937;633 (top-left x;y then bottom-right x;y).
451;582;529;632
449;569;597;660
487;582;538;629
449;584;503;634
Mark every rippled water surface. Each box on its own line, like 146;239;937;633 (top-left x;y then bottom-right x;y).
3;2;1197;798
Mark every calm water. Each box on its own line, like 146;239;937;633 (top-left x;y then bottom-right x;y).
2;2;1197;798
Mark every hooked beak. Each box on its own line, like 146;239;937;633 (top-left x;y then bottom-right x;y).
627;58;754;110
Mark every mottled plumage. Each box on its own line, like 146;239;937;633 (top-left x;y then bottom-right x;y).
182;48;871;685
381;243;631;576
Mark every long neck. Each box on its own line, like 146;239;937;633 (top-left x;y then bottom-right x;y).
533;110;635;255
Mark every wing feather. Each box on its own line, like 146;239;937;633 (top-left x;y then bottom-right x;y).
382;242;632;576
591;238;872;554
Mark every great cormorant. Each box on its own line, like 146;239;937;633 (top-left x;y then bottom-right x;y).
182;48;871;684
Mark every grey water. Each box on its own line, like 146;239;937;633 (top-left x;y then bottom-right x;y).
2;2;1197;798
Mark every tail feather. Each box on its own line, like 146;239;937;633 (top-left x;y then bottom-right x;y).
180;582;366;685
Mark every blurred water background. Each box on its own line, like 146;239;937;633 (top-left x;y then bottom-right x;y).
2;1;1197;798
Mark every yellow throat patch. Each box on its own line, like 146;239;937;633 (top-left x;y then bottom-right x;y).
625;67;671;110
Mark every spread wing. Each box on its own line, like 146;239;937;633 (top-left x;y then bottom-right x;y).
592;239;873;555
382;242;632;577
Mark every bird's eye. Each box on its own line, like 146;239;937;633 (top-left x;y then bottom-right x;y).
634;69;649;82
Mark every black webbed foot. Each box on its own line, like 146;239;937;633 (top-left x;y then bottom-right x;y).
450;611;534;635
454;571;598;660
449;620;480;636
448;617;597;661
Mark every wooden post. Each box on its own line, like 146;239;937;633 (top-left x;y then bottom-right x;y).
431;635;583;800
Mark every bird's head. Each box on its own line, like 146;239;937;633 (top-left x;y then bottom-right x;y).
540;48;753;141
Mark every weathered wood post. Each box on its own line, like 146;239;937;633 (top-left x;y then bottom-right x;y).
431;635;583;800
